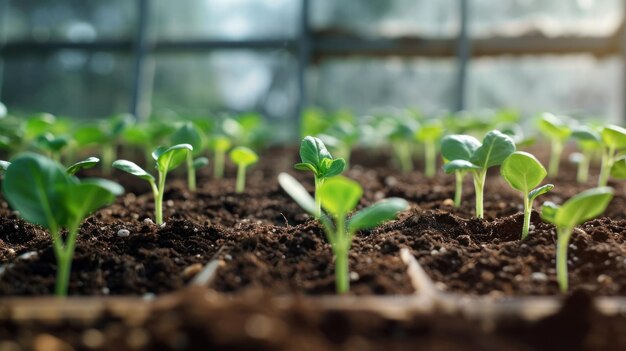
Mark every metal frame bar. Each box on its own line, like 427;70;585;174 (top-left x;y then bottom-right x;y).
130;0;149;119
455;0;470;112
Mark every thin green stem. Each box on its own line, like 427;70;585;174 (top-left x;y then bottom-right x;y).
424;141;436;178
155;171;166;225
186;152;196;192
454;171;463;208
236;164;246;193
102;144;115;175
394;141;413;173
522;195;531;240
472;170;486;218
556;227;573;293
214;149;225;179
576;150;591;183
548;141;563;177
598;146;614;187
314;176;324;218
334;216;349;294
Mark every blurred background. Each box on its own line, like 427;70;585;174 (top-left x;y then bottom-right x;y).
0;0;623;134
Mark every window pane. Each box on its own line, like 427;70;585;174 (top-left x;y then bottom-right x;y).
5;0;136;42
312;0;459;38
467;55;621;122
310;58;456;115
1;52;132;118
470;0;622;37
151;0;300;40
150;50;297;122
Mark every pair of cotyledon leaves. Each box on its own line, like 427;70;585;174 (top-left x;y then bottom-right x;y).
294;136;346;179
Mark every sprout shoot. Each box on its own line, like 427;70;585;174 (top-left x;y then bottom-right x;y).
537;113;572;177
171;122;207;191
598;125;626;187
229;146;258;193
210;135;231;179
415;121;444;178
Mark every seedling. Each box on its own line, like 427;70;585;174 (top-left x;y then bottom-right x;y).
35;133;70;162
66;157;100;175
387;118;418;173
278;173;408;293
171;122;208;191
541;187;613;292
537;113;572;177
598;125;626;187
570;126;601;183
415;120;444;178
442;130;516;218
501;152;553;239
229;146;258;193
210;135;232;179
294;136;346;217
113;144;192;225
318;120;359;165
2;153;123;296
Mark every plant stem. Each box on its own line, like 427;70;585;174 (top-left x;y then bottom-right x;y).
424;141;436;178
102;144;115;175
214;149;225;179
314;176;324;218
236;164;246;193
521;195;531;240
598;146;614;187
472;170;486;218
334;217;349;294
454;171;463;208
186;152;196;192
54;222;81;296
548;141;563;177
394;141;413;173
556;227;572;293
155;173;165;225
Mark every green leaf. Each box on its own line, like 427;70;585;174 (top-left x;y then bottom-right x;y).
440;135;480;162
299;136;332;170
109;113;134;137
601;125;626;150
470;130;516;169
501;151;547;193
347;198;408;233
66;157;100;175
572;126;601;143
538;113;571;141
229;146;258;167
442;159;480;174
36;133;70;152
294;162;318;173
112;160;155;182
193;157;209;170
540;201;559;224
210;135;232;152
66;179;124;219
122;126;151;146
73;125;109;146
23;113;56;140
528;184;554;202
171;122;205;156
277;172;316;216
318;176;362;218
555;187;614;229
153;144;193;173
415;121;444;142
611;155;626;179
323;158;346;178
2;152;74;229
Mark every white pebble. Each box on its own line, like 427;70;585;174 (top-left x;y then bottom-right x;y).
117;229;130;238
349;271;360;281
531;272;548;282
101;287;110;295
224;254;233;260
18;251;37;260
143;218;154;225
160;222;167;228
430;250;438;256
166;200;174;207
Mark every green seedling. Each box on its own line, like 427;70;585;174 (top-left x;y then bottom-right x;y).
229;146;258;193
319;120;359;165
541;187;613;293
415;121;444;178
222;112;267;148
113;144;192;225
501;152;553;240
387;118;418;173
66;157;100;175
171;122;208;191
210;135;232;179
442;130;516;218
122;119;176;164
570;126;601;183
294;136;346;218
278;173;408;293
2;153;123;296
598;125;626;187
537;113;572;177
35;133;70;162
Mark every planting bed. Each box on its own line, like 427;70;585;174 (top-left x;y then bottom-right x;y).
2;146;626;350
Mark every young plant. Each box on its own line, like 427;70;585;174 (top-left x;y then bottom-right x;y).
171;122;208;191
318;120;359;165
113;144;192;225
210;135;232;179
442;130;516;218
278;173;408;293
229;146;258;193
570;126;601;183
537;113;572;177
387;118;418;173
2;153;123;296
501;152;554;240
294;136;346;218
35;133;70;162
541;187;613;293
598;125;626;187
415;120;444;178
66;157;100;175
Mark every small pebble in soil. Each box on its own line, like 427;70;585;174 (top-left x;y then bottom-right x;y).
6;248;15;256
384;176;398;186
18;251;37;260
142;293;155;300
531;272;548;282
82;329;105;349
143;218;154;225
430;249;438;256
131;213;139;220
442;198;454;207
597;274;613;285
101;287;110;295
182;263;203;279
481;271;494;281
117;229;130;238
166;200;174;207
224;254;233;261
529;225;535;231
160;222;167;228
439;247;447;254
350;271;360;281
13;225;18;229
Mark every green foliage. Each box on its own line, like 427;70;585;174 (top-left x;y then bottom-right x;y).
598;125;626;186
571;126;602;183
209;135;232;179
229;146;258;193
2;152;123;296
66;157;99;175
171;122;206;191
415;120;444;178
537;113;572;177
278;173;408;293
541;187;614;292
501;151;553;239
